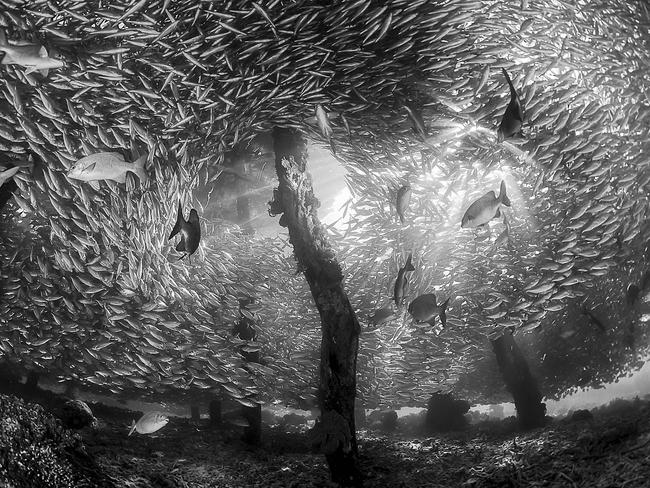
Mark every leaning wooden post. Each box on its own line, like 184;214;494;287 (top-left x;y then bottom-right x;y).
491;331;546;429
269;127;362;486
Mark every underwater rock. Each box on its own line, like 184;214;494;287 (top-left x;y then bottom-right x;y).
281;412;307;429
425;392;470;433
571;409;594;422
0;394;112;488
368;409;398;432
60;399;97;430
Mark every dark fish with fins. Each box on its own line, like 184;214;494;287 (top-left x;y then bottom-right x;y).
461;180;511;228
626;284;640;307
169;201;201;260
393;253;415;307
369;306;396;327
626;272;649;307
408;294;450;328
497;68;524;142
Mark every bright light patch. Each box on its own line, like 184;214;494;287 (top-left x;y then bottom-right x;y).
322;187;353;228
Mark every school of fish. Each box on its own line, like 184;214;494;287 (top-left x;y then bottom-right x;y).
0;0;649;410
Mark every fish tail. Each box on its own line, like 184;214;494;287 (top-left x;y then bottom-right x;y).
502;67;516;96
128;420;136;437
132;153;148;184
169;201;184;240
499;180;511;207
439;298;450;328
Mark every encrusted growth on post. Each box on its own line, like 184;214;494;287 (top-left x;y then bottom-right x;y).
269;127;362;487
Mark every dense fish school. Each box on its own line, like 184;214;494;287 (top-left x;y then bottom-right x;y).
0;0;649;413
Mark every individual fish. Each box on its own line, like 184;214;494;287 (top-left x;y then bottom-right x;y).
497;68;524;142
461;180;511;228
0;30;64;77
393;253;415;307
396;185;411;223
626;284;640;307
626;272;649;307
408;293;450;328
315;104;336;154
128;412;169;436
369;306;396;326
581;306;607;333
0;166;19;188
404;102;427;140
491;212;512;250
169;201;201;259
67;152;148;190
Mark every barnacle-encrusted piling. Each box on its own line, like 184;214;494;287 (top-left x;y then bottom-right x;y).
492;331;546;429
270;127;362;486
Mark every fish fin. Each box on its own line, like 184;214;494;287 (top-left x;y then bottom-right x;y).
24;66;37;75
501;67;516;97
426;316;436;327
131;153;148;184
439;298;450;328
329;138;337;155
499;180;511;207
40;68;49;77
84;162;97;174
175;238;186;253
0;54;12;65
169;201;184;240
128;420;136;437
89;180;100;191
405;253;415;272
130;140;141;160
38;46;48;58
495;208;501;218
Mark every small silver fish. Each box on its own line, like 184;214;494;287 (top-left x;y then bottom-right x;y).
396;185;411;223
491;213;511;250
0;166;19;187
404;102;427;140
315;104;336;154
461;180;511;228
128;412;169;436
0;30;64;77
67;152;148;190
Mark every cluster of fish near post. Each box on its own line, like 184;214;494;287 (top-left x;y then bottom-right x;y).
0;0;647;411
369;68;518;332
